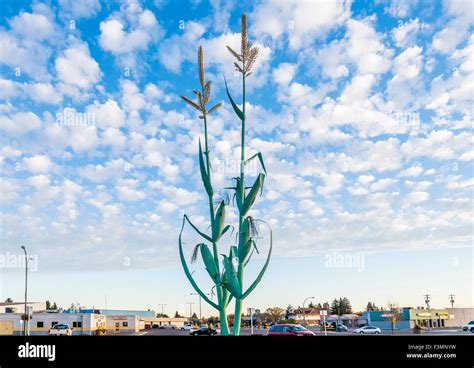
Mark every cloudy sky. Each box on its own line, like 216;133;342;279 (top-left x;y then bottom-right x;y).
0;0;472;315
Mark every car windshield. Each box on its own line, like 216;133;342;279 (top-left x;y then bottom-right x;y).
290;325;306;331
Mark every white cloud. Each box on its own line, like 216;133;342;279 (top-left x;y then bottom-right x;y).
27;83;62;104
87;99;126;129
252;0;351;50
346;18;393;75
22;155;53;173
55;41;102;90
404;191;430;205
273;63;297;86
0;112;42;136
392;18;421;48
9;11;54;41
59;0;101;18
392;46;423;81
399;165;424;177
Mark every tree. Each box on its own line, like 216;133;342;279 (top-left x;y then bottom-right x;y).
285;305;294;319
265;307;284;323
308;301;315;308
52;302;57;310
339;297;352;314
46;301;51;310
330;299;340;315
156;313;169;318
4;298;12;303
366;302;378;311
174;311;183;318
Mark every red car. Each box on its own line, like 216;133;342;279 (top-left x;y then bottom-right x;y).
267;324;315;336
144;324;152;330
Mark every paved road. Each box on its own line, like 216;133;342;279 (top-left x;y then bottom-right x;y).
138;327;472;336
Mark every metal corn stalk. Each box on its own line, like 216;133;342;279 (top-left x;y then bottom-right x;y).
179;46;231;335
224;13;273;336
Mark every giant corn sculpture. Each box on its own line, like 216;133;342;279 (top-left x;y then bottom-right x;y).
179;13;272;336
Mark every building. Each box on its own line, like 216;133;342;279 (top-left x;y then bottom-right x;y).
293;307;326;326
445;308;474;327
0;312;107;335
0;301;46;314
106;315;139;334
364;307;474;330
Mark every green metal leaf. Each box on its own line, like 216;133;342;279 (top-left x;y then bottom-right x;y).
238;217;250;259
212;201;226;242
224;76;244;121
242;221;273;299
200;243;219;281
199;139;213;197
235;177;243;212
184;215;213;243
222;255;241;298
244;152;267;175
178;218;219;309
241;173;265;217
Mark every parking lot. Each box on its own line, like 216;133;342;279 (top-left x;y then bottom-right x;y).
137;326;471;336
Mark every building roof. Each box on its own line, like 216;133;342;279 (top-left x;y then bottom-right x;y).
0;302;42;306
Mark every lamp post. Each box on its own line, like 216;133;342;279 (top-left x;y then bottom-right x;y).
190;292;210;321
20;246;28;336
302;296;315;326
186;302;195;323
157;304;167;316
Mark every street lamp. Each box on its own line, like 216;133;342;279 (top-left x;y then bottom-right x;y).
190;292;210;320
186;302;195;323
20;246;28;336
302;296;315;326
157;304;167;316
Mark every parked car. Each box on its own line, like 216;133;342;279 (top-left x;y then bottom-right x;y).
162;324;177;329
190;327;218;336
267;324;315;336
181;324;193;331
354;326;381;334
48;324;72;336
336;323;348;332
144;324;152;330
152;324;159;329
462;321;474;332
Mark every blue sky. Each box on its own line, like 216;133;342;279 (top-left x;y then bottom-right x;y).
0;0;473;316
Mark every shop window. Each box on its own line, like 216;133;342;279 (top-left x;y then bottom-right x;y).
73;322;82;328
122;322;128;327
51;322;58;328
37;321;44;328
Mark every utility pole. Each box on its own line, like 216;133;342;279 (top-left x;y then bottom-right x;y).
186;302;195;323
20;246;29;336
157;304;167;316
190;292;210;321
424;294;431;329
448;294;455;308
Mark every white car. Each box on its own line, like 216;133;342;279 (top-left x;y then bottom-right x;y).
48;324;73;336
180;324;193;331
162;324;177;329
462;320;474;333
354;326;381;334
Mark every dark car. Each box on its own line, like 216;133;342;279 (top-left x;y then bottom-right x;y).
152;324;159;329
190;327;218;336
267;324;315;336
